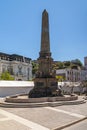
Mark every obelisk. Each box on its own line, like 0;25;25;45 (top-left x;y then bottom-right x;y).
38;9;53;77
41;9;50;53
29;9;58;98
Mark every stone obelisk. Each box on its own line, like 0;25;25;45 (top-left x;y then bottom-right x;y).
29;9;58;98
38;9;53;77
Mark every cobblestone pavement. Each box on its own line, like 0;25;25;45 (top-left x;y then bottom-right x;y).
0;100;87;130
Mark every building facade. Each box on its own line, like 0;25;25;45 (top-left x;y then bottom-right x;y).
0;52;32;81
83;57;87;80
56;68;81;82
80;69;87;81
56;57;87;82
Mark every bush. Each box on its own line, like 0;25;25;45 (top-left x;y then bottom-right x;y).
0;71;14;80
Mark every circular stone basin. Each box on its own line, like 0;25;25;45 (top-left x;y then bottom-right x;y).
5;94;78;103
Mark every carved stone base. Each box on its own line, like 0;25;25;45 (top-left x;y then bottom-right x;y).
29;78;61;98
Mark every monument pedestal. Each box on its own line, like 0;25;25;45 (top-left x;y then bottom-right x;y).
29;78;58;98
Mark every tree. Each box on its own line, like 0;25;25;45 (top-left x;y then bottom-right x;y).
57;62;64;69
64;61;71;67
56;75;65;82
71;59;83;67
0;71;14;80
32;62;39;76
52;62;64;70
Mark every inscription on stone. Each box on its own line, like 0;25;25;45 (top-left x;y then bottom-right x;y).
36;82;44;87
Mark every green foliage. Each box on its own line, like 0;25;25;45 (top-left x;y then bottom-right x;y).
0;71;14;80
52;59;83;70
71;65;78;69
52;62;64;70
64;61;71;67
56;75;65;81
32;62;39;75
57;62;64;69
32;59;83;77
71;59;83;67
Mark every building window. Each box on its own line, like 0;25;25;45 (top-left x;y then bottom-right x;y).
7;66;13;75
2;65;6;73
18;65;22;75
67;71;69;74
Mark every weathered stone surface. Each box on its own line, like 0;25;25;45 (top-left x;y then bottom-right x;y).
29;10;60;98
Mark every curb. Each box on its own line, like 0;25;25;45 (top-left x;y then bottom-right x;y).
0;99;86;108
53;117;87;130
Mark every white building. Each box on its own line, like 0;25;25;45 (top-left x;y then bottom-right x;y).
0;53;32;81
56;57;87;82
80;69;87;81
80;57;87;81
56;68;81;82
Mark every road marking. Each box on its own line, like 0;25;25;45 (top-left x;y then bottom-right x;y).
0;108;50;130
45;107;85;118
0;117;11;121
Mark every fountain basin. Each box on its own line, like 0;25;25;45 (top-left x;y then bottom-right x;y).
5;94;78;103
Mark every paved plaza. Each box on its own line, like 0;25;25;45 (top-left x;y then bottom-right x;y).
0;97;87;130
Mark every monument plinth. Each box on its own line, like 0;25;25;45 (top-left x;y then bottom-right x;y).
29;10;59;98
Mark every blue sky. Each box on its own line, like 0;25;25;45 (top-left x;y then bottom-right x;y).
0;0;87;64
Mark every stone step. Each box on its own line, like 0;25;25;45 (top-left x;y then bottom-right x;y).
0;99;86;108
